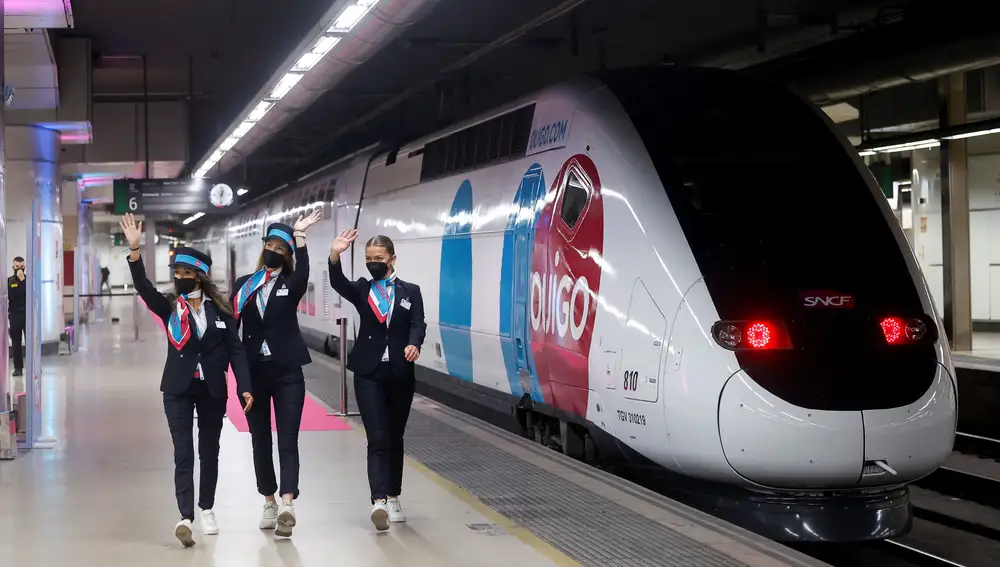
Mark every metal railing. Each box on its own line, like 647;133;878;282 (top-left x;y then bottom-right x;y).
132;289;140;341
330;317;358;417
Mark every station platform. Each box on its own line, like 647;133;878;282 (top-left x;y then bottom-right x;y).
0;298;828;567
953;332;1000;371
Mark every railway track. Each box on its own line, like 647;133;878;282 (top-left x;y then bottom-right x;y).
881;540;970;567
397;367;1000;567
836;431;1000;567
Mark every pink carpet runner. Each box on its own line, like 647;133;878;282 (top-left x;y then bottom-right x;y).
138;296;350;432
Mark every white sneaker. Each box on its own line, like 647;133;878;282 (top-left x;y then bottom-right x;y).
387;497;406;523
259;501;278;530
371;499;390;531
174;519;196;547
200;509;219;535
275;501;296;538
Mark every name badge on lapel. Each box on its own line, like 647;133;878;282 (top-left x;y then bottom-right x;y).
215;320;227;329
400;298;411;310
277;287;289;297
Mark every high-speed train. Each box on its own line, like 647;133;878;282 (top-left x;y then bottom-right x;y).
198;66;957;542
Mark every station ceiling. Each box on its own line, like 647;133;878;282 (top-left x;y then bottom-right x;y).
54;0;1000;209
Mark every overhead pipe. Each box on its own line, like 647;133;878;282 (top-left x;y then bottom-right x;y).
792;33;1000;105
680;5;886;71
752;5;1000;106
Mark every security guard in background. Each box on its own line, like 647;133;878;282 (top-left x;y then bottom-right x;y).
8;256;26;377
120;213;254;548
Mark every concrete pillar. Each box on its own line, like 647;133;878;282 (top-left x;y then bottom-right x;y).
5;125;63;358
77;198;103;324
78;197;96;303
939;72;973;351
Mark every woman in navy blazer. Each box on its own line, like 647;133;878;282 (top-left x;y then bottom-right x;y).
231;210;321;538
328;228;426;531
120;213;253;547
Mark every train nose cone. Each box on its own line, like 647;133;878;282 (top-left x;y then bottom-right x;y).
718;370;865;489
717;363;957;490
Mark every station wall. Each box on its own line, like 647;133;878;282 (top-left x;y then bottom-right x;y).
92;236;173;287
910;148;1000;324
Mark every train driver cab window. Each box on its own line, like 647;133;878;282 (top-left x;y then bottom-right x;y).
560;171;589;229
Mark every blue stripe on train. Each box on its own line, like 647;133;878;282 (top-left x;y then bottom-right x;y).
439;180;475;383
499;164;546;402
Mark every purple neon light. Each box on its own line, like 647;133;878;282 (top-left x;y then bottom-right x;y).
60;133;92;143
4;1;65;15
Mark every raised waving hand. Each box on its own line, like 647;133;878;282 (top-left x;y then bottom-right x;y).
293;209;322;233
119;213;143;250
329;228;359;262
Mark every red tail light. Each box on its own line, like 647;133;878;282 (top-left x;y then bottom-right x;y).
711;320;793;351
880;317;928;345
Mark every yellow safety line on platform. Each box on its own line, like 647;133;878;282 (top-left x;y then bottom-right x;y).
347;422;582;567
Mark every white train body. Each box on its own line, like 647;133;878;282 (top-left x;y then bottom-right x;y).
202;67;957;541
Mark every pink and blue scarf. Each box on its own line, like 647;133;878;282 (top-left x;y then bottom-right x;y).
233;269;273;320
168;295;192;351
368;278;395;324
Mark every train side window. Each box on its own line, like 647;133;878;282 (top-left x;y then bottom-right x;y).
323;181;336;220
560;171;588;230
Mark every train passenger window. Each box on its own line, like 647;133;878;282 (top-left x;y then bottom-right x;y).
323;181;336;219
418;105;535;182
560;172;588;229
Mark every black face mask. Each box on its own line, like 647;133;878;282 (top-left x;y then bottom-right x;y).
262;249;285;270
367;261;390;281
174;277;198;296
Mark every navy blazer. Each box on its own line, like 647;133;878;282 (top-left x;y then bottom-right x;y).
128;255;252;399
328;258;427;377
232;245;312;369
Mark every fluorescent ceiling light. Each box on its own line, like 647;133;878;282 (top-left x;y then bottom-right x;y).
870;138;938;153
314;36;341;55
189;1;369;179
183;212;205;225
237;188;249;196
269;73;304;100
220;136;240;151
247;101;274;122
292;37;341;72
857;122;1000;157
858;138;940;156
233;121;254;138
329;0;378;33
292;52;324;72
874;142;940;155
942;127;1000;140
